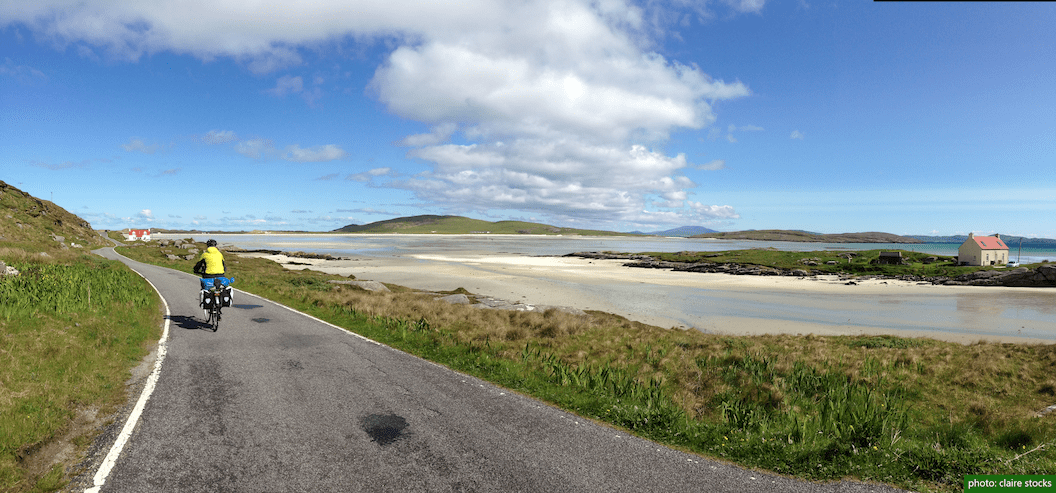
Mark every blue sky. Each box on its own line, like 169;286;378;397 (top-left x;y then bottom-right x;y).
2;1;1054;236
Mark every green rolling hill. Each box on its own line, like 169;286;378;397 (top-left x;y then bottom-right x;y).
331;215;634;236
0;180;108;250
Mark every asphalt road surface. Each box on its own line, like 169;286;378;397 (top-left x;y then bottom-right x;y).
88;247;909;492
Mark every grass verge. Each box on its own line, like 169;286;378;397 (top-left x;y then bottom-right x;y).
0;247;162;493
116;240;1056;492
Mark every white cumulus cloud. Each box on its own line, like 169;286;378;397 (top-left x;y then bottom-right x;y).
235;138;274;159
283;144;347;162
697;159;726;171
121;137;159;154
233;137;347;162
203;129;238;144
267;75;303;96
369;1;751;226
346;168;396;182
3;0;760;227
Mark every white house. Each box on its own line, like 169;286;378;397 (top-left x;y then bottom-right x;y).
127;229;152;241
958;233;1008;266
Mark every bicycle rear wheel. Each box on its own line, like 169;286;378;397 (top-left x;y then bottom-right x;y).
209;294;220;331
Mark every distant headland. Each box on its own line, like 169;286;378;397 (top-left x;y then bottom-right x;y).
690;230;923;243
148;214;1056;247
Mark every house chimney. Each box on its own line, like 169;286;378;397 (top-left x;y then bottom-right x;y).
995;233;1001;239
968;232;974;238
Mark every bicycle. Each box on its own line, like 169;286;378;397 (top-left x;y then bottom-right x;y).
199;277;234;332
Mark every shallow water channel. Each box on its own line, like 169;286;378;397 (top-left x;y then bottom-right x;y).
174;234;1056;343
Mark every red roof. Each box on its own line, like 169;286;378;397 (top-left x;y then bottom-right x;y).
973;236;1008;250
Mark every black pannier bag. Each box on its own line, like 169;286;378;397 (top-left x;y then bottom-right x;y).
201;291;214;308
221;287;232;307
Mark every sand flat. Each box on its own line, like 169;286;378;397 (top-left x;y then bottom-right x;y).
236;251;1056;345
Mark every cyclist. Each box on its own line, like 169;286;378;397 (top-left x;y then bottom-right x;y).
194;239;226;278
194;240;230;318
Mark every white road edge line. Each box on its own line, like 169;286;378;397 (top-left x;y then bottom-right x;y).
85;269;171;493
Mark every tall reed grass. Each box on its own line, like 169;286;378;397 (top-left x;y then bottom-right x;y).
0;259;149;320
0;250;161;492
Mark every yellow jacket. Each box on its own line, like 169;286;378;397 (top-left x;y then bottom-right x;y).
197;246;226;275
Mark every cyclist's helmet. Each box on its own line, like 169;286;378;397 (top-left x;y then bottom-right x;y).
206;239;217;247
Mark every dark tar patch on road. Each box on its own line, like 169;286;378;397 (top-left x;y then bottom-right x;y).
361;414;409;446
282;360;304;370
251;318;270;323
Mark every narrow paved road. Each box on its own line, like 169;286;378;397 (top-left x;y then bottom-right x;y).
90;247;908;492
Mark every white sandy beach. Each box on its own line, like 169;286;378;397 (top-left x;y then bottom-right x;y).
235;249;1056;345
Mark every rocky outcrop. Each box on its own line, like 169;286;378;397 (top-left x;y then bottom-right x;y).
473;296;587;316
438;293;471;304
624;259;787;276
566;252;1056;287
432;292;587;316
568;252;652;261
568;252;801;277
227;247;345;261
0;260;19;277
328;280;390;292
937;265;1056;287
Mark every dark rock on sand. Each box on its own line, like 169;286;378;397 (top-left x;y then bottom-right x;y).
565;252;1056;288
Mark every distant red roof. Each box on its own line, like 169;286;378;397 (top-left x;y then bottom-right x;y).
973;235;1008;250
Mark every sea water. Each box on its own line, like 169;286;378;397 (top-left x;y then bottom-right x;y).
167;234;1056;341
175;233;1056;264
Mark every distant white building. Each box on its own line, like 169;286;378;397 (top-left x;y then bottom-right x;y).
127;228;152;241
958;233;1008;266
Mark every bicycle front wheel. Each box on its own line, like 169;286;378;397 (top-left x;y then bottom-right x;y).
209;301;220;332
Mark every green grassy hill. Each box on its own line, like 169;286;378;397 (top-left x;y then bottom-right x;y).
0;180;161;492
332;214;633;236
0;180;109;251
